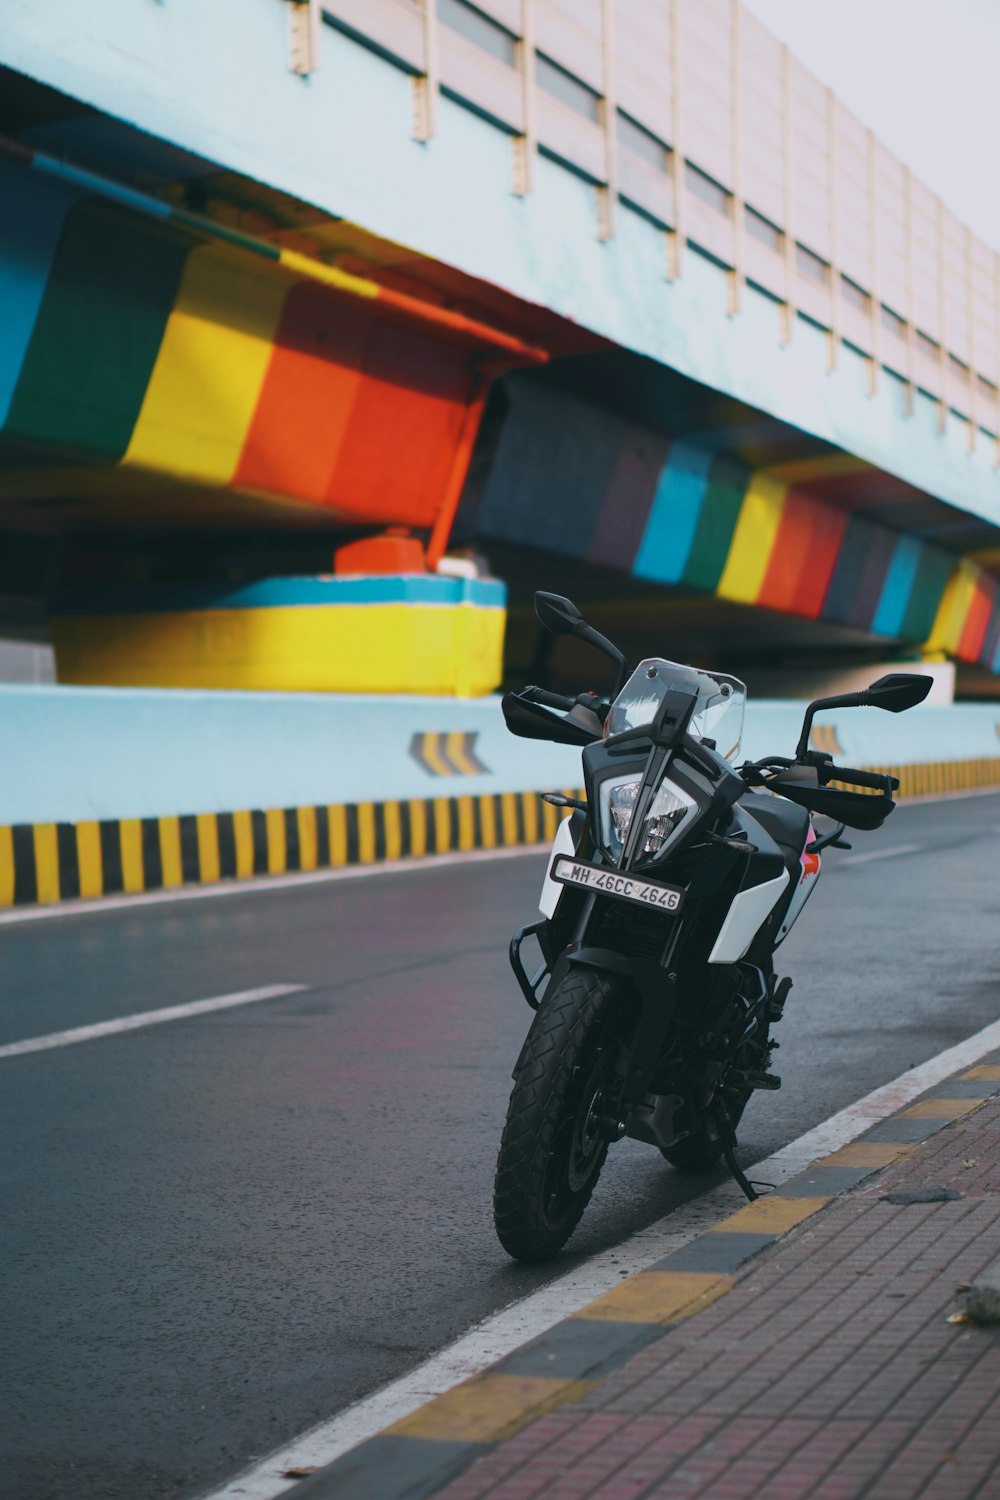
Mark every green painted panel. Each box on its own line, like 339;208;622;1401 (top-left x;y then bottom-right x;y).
682;455;749;592
899;545;953;641
6;201;191;462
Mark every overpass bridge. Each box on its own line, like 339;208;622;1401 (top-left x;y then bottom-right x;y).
1;0;999;697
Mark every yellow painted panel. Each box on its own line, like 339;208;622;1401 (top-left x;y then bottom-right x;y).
296;806;318;872
456;795;475;851
383;801;402;861
407;799;427;858
232;810;255;879
159;817;183;888
962;1064;1000;1082
357;803;376;864
123;245;289;486
900;1097;981;1119
500;791;519;846
120;819;145;894
819;1143;913;1169
0;826;13;906
574;1271;731;1324
926;560;977;656
479;795;497;850
717;474;788;604
265;808;286;874
433;797;451;853
197;813;221;884
76;822;103;899
713;1196;829;1235
33;824;60;904
386;1373;591;1443
51;600;506;697
328;805;347;867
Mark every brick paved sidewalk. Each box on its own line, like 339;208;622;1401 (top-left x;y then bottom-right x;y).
434;1094;1000;1499
297;1059;1000;1500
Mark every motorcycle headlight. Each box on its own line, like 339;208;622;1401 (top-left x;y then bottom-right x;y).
599;776;642;860
638;779;696;861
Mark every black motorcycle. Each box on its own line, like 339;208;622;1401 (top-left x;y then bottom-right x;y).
493;591;930;1262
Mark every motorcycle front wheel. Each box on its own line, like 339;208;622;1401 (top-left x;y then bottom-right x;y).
493;968;626;1263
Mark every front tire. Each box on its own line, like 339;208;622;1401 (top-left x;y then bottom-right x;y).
493;969;626;1263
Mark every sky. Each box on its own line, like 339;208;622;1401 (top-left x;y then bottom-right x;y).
741;0;1000;253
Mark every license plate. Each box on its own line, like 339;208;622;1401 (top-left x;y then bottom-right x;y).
551;856;685;913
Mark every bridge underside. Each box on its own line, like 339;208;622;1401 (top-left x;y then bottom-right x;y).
1;64;999;696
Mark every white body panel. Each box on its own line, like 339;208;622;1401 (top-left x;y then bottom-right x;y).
707;871;789;964
775;846;822;945
539;817;577;917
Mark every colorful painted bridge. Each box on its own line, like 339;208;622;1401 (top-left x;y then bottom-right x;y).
0;0;999;696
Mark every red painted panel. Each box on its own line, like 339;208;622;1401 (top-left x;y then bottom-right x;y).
958;582;994;662
233;283;369;506
758;490;847;617
324;320;472;529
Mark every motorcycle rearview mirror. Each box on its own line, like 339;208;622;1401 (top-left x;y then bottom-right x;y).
533;591;627;694
795;671;932;761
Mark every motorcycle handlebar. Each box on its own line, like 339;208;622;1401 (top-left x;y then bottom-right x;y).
521;684;576;711
824;765;899;794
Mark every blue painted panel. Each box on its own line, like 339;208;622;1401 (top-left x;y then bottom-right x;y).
0;161;82;427
633;443;713;584
871;537;922;637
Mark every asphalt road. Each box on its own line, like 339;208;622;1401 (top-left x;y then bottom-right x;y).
2;791;999;1500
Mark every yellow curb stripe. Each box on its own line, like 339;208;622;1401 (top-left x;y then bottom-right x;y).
357;803;376;864
573;1271;732;1324
433;797;451;853
816;1142;915;1169
232;810;254;879
76;822;103;900
386;1373;592;1443
500;791;519;846
962;1064;1000;1082
328;804;347;867
159;816;183;888
407;799;427;858
382;801;402;862
712;1195;830;1235
898;1097;983;1119
196;813;221;883
479;795;497;850
0;826;13;906
265;808;286;875
456;794;475;852
120;818;144;894
296;806;319;872
33;824;60;904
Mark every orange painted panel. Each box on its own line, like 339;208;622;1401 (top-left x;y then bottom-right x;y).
325;320;472;529
233;283;370;506
958;582;993;661
758;490;846;617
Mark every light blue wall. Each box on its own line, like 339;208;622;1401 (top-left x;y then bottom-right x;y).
2;3;999;533
0;685;995;826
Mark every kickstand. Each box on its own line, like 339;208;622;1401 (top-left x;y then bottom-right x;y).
714;1106;761;1203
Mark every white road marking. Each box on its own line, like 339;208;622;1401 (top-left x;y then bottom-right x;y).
0;984;307;1060
0;843;550;928
202;1013;1000;1500
837;842;921;866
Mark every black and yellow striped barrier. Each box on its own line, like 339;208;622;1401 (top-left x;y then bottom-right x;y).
3;756;999;908
0;788;585;908
409;730;491;776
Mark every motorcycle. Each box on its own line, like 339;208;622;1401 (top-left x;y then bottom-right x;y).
493;591;931;1262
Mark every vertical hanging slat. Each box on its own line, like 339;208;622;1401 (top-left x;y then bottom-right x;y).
996;251;1000;464
780;43;795;346
413;0;439;142
867;128;880;395
513;0;536;195
966;226;977;450
903;165;916;415
827;87;840;372
728;0;744;315
667;0;685;280
936;197;947;432
287;0;321;76
597;0;618;240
